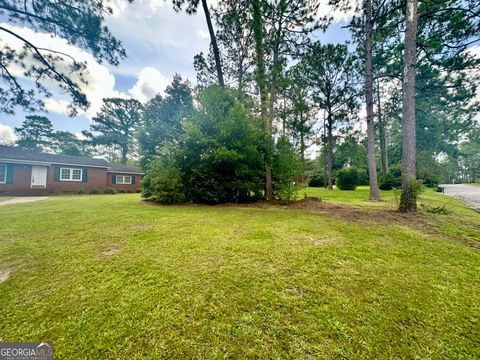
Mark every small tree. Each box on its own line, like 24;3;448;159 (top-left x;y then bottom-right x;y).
272;137;303;204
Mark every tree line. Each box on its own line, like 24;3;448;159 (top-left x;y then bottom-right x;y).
2;0;479;212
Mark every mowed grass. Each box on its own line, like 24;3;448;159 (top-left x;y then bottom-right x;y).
0;191;479;359
0;196;13;202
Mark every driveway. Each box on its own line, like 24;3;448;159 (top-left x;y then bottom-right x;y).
441;184;480;211
0;197;48;207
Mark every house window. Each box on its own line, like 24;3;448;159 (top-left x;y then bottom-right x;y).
60;167;83;181
116;175;132;184
0;164;6;184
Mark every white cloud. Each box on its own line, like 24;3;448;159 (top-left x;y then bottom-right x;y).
0;124;17;144
128;67;170;102
318;0;359;22
198;30;210;40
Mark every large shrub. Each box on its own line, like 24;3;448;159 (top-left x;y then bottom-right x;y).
308;174;325;187
335;168;359;190
142;87;264;204
141;155;185;204
181;87;264;204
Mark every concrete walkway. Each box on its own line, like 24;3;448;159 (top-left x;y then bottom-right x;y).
0;197;48;207
441;184;480;211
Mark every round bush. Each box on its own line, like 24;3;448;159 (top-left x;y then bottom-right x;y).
335;168;359;190
379;172;401;190
308;174;325;187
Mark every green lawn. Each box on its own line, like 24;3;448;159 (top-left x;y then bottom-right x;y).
0;196;12;202
0;191;479;359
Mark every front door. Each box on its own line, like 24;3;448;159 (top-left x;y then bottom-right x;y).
31;165;47;188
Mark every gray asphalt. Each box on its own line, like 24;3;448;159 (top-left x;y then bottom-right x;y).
441;184;480;211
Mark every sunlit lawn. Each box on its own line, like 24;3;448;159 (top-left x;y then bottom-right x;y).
0;191;479;359
0;197;13;202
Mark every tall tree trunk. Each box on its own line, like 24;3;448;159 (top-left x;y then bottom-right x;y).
201;0;225;88
300;112;305;182
121;144;128;164
365;0;380;200
323;116;328;188
252;0;273;200
399;0;418;212
327;112;333;190
377;82;388;177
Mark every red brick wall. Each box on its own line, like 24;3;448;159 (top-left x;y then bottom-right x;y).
47;166;107;193
0;163;33;195
0;163;109;195
107;172;142;192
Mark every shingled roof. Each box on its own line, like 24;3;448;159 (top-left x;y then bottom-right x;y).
0;145;143;173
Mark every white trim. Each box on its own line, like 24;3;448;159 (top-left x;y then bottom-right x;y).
0;158;108;169
60;167;83;182
115;175;133;185
0;164;6;184
107;170;144;175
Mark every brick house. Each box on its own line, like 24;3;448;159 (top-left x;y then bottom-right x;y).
0;145;143;195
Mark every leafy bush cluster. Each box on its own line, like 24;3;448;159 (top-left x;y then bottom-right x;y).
308;174;325;187
335;168;359;190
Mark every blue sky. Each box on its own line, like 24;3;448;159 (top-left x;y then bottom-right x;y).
0;0;351;143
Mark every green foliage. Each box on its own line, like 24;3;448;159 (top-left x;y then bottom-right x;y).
141;155;185;204
76;188;86;195
420;203;451;215
89;189;100;195
15;116;53;151
335;168;359;190
103;188;116;195
357;168;369;186
138;75;193;167
52;131;84;156
83;98;144;164
308;174;325;188
273;137;303;203
181;87;264;204
142;87;264;204
379;170;402;191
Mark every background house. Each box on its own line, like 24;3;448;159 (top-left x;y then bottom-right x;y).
0;145;143;195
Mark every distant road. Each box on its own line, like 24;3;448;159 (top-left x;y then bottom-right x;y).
441;184;480;211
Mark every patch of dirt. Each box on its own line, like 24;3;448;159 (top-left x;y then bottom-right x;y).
130;224;152;232
0;236;19;243
0;269;11;284
101;245;120;256
285;287;306;299
251;198;480;250
292;234;342;246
